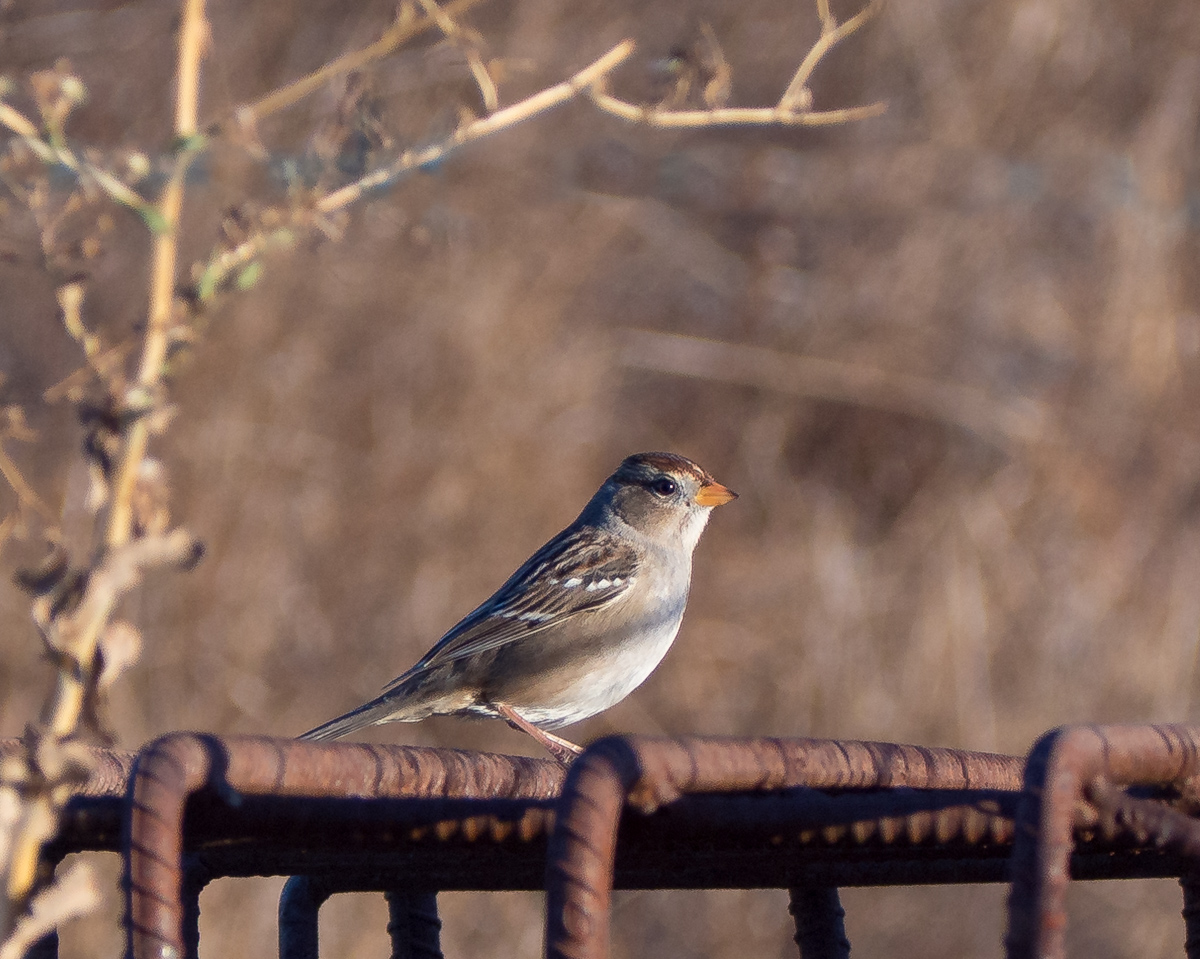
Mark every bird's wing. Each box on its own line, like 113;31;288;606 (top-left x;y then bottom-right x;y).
382;526;639;687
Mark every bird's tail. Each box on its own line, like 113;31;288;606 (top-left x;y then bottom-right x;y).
299;680;427;742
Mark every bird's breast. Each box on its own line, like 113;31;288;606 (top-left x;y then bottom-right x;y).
479;581;688;729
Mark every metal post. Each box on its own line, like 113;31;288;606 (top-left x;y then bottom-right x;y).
279;876;333;959
182;857;212;959
385;891;443;959
789;887;851;959
1182;872;1200;959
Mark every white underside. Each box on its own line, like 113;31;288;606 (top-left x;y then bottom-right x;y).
508;613;684;728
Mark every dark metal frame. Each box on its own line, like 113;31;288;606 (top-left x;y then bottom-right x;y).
9;722;1200;959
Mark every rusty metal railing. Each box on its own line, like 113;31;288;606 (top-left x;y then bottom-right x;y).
543;735;1025;959
1006;723;1200;959
7;725;1200;959
125;733;564;959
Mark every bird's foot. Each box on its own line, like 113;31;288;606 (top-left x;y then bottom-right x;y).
495;702;583;767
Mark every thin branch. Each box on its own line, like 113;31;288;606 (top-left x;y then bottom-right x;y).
217;0;489;130
414;0;498;114
0;101;39;141
3;530;200;908
103;0;207;551
319;40;632;212
619;330;1049;449
0;444;57;525
172;0;208;137
36;530;202;737
195;41;636;297
782;0;883;110
589;88;886;128
815;0;837;35
0;102;157;218
589;0;885;127
0;863;98;959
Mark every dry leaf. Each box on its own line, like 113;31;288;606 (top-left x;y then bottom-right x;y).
0;408;36;444
698;24;732;110
130;458;170;537
32;736;93;788
0;861;100;959
0;783;22;872
97;620;142;691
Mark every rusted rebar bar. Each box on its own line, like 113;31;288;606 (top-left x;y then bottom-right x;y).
279;875;333;959
789;886;850;959
1182;872;1200;959
385;891;443;959
1086;777;1200;855
544;735;1025;959
279;877;443;959
125;733;564;959
1006;723;1200;959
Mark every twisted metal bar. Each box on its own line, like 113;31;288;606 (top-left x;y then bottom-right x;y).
1183;872;1200;959
1086;778;1200;854
659;785;1019;846
279;876;333;959
125;733;564;959
543;735;1024;959
1006;723;1200;959
788;887;850;959
279;878;445;959
385;891;443;959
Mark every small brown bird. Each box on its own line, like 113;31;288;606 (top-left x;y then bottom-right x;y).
301;452;736;763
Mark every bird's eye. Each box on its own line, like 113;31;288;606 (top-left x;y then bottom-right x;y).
652;477;677;497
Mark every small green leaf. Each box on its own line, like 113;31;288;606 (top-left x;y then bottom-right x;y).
172;132;207;154
235;261;262;291
138;206;170;234
196;266;219;302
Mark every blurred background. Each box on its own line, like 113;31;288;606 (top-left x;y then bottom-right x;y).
2;0;1199;955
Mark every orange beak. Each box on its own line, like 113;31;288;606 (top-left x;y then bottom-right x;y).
694;481;737;507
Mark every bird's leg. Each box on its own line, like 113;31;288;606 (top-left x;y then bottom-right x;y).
494;702;583;766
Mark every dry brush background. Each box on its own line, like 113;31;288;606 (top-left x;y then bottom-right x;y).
2;0;1200;956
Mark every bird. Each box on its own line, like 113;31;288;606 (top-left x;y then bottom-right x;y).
300;452;736;763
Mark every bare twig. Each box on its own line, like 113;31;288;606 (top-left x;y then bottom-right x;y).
195;40;636;298
815;0;838;35
318;40;632;211
619;330;1049;448
588;90;886;128
781;0;883;110
0;444;56;526
2;529;199;920
103;0;207;552
218;0;489;130
33;530;201;737
0;101;157;219
414;0;498;113
590;0;885;127
191;1;884;303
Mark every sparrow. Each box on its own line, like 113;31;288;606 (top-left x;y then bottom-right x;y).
300;452;736;763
